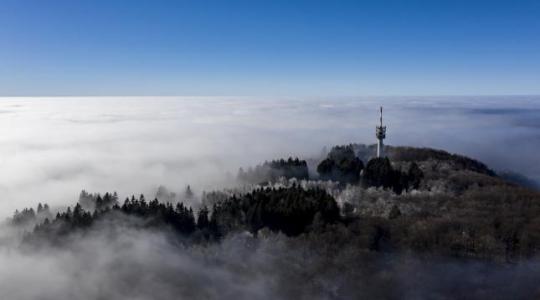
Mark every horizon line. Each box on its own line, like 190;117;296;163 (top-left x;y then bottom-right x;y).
1;94;539;99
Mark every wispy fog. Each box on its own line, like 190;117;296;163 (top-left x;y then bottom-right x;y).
0;96;539;299
0;96;538;216
1;218;539;300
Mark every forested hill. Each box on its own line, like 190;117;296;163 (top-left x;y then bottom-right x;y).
345;144;495;176
10;144;540;262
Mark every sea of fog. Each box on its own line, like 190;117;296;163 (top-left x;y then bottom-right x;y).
1;96;540;300
0;96;539;217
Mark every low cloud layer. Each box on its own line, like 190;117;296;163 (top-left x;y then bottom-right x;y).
0;96;539;299
1;218;539;300
0;96;538;216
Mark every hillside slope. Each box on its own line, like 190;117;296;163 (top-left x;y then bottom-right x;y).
11;144;540;263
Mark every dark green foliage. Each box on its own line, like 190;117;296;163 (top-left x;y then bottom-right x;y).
213;186;340;236
338;144;495;177
363;157;396;189
407;162;423;189
21;187;340;244
96;192;119;212
27;194;197;245
197;206;210;229
317;145;364;183
388;146;495;176
120;195;196;235
79;190;118;211
238;157;309;184
362;158;424;193
15;178;540;262
12;145;540;263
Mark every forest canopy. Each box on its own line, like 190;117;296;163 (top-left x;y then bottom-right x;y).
10;144;540;264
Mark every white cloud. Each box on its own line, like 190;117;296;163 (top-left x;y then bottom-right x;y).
0;96;538;217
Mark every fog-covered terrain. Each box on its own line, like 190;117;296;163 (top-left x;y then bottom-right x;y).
0;96;538;216
1;96;540;300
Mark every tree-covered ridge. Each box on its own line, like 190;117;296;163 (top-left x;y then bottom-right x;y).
12;203;53;228
10;144;540;262
316;146;424;193
20;186;341;246
317;145;364;183
78;190;119;211
17;179;540;262
386;146;496;176
343;144;496;177
211;186;340;236
362;157;423;194
234;144;495;195
238;157;309;184
27;194;197;246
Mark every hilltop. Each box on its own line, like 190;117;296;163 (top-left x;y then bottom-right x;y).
10;144;540;264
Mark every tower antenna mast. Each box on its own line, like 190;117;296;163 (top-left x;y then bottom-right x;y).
380;107;383;127
375;106;386;158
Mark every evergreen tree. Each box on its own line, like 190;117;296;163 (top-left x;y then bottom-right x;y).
317;145;364;183
197;206;210;229
185;185;194;199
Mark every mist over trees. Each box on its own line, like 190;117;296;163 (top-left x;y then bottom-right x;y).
238;158;309;184
13;144;540;262
7;143;540;299
361;158;423;194
316;145;364;183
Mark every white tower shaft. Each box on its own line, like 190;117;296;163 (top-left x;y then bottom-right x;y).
375;107;386;158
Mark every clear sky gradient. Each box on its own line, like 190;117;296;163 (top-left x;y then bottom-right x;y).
1;0;539;96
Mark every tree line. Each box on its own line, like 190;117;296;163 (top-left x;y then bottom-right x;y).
317;145;424;193
238;157;309;184
19;186;340;246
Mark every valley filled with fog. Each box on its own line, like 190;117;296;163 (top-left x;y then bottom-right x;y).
1;96;540;300
0;96;538;216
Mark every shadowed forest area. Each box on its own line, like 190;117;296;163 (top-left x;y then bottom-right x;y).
11;144;540;265
8;144;540;298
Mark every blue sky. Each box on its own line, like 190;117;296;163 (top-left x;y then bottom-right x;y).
1;0;539;96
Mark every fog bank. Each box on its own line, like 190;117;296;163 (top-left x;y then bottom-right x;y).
0;96;538;216
1;216;539;300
